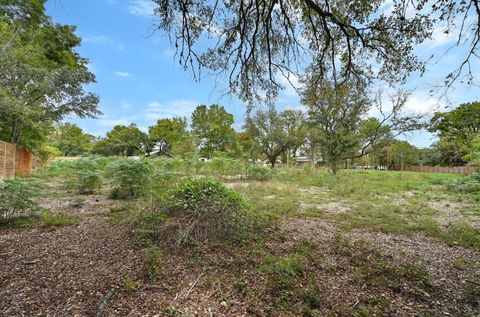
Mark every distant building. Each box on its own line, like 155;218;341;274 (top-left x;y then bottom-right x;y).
294;156;320;166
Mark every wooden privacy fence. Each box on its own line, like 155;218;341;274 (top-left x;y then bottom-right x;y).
0;140;36;179
395;165;474;175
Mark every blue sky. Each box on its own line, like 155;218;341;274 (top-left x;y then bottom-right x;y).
45;0;480;148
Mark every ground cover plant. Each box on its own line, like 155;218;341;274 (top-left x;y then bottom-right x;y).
1;156;479;316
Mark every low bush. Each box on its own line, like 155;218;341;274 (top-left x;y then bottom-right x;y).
35;159;76;178
0;178;41;221
159;178;247;247
107;158;153;199
246;165;273;181
73;158;102;194
445;173;480;193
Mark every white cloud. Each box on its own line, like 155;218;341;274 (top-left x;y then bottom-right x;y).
128;0;156;17
114;71;132;77
422;25;458;50
279;73;302;98
120;101;131;109
83;35;113;45
404;91;443;114
82;34;124;52
279;104;306;112
162;48;176;58
97;118;130;127
143;99;199;121
367;88;441;118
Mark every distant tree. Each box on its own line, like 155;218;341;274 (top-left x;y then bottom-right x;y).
429;102;480;152
191;104;237;158
418;147;441;166
358;118;392;168
38;145;62;163
303;80;369;174
465;133;480;170
386;140;419;170
465;133;480;162
281;110;307;166
93;124;147;156
148;117;189;155
237;130;263;161
429;139;468;167
51;123;93;156
245;107;290;168
304;81;424;174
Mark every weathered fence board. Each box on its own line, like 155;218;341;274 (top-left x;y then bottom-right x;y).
395;165;473;175
0;140;36;179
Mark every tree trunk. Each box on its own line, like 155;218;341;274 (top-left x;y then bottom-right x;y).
331;161;337;175
270;159;275;169
9;119;17;143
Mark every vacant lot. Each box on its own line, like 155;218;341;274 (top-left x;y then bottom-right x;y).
1;158;479;316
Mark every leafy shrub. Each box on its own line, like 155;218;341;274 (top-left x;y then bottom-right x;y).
35;159;76;178
0;178;41;220
159;178;247;246
73;158;102;194
107;158;153;199
445;173;480;193
246;165;273;181
38;145;62;164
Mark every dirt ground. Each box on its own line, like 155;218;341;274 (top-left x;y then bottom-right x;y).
1;195;479;316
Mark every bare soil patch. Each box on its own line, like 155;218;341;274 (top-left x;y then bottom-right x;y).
429;199;480;229
0;216;142;316
278;217;480;316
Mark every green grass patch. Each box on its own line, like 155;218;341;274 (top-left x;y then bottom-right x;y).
41;212;77;228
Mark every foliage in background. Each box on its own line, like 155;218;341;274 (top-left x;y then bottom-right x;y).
93;124;150;156
50;123;94;156
430;102;480;151
191;104;238;158
465;133;480;170
148;117;191;156
245;108;291;168
38;145;62;164
303;81;369;174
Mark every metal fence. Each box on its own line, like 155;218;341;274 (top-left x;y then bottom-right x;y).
0;140;36;179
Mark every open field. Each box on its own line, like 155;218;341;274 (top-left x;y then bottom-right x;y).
1;158;479;316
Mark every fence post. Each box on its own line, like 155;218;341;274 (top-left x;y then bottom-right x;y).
2;142;6;178
28;151;33;175
12;143;16;176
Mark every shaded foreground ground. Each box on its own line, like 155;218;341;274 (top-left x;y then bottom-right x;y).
1;170;480;316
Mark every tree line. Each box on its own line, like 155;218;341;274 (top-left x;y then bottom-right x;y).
43;98;480;174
